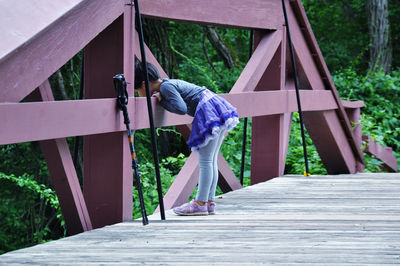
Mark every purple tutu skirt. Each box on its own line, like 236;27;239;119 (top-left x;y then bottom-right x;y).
187;90;239;151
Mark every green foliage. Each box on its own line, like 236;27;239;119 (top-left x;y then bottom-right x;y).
302;0;369;73
0;172;65;254
132;153;187;219
0;143;66;254
49;51;83;100
333;68;400;170
389;0;400;69
286;113;327;175
220;118;252;187
333;68;400;155
168;21;249;93
0;143;48;183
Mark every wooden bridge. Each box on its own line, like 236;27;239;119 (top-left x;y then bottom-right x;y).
1;173;399;264
1;0;398;261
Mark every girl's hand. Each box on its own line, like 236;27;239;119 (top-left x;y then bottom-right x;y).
152;92;162;102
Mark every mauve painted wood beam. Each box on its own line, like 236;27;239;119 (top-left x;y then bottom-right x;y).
40;138;93;234
250;29;291;184
140;0;283;29
286;1;325;91
289;0;334;89
83;15;132;229
0;90;337;145
342;100;364;109
0;0;124;103
0;0;83;61
303;110;357;174
230;30;282;93
346;107;364;172
363;136;398;172
35;81;92;235
226;90;337;118
289;0;365;164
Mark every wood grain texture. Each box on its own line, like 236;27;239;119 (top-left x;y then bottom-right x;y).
0;0;83;61
140;0;283;29
1;173;399;264
0;0;124;103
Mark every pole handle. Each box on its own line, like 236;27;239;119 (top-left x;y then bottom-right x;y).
113;74;129;109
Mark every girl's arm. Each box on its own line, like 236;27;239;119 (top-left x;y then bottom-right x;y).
158;84;187;115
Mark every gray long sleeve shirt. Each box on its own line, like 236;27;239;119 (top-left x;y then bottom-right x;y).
159;79;206;117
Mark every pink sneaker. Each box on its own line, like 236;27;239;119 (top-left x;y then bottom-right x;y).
208;201;216;215
173;199;208;216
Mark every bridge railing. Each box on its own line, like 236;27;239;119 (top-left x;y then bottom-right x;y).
1;0;395;235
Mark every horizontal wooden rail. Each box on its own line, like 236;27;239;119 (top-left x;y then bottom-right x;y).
140;0;283;29
341;100;364;109
1;90;337;145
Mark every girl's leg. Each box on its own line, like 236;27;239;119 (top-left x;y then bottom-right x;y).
196;136;221;202
208;129;226;201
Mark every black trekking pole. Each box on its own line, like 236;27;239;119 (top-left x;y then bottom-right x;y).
133;0;166;220
113;74;149;225
281;0;310;176
240;29;254;186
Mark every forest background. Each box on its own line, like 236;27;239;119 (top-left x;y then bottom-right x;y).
1;0;399;254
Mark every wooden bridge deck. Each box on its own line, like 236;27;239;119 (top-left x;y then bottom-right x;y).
1;173;399;265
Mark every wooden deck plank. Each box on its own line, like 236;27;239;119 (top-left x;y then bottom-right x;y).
1;173;399;264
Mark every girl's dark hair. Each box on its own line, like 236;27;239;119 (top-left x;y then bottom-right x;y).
134;57;161;89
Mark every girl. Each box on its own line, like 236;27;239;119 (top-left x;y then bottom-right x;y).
134;59;239;216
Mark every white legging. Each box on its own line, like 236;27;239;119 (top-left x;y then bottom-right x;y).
195;129;226;202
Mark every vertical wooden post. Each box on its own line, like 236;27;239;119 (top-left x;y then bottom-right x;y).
345;107;364;172
251;30;291;185
83;15;133;228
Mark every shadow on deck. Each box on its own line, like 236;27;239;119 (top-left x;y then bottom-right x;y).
1;173;399;265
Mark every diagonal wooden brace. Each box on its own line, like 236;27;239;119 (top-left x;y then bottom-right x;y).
35;81;92;235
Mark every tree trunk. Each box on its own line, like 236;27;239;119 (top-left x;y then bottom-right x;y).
202;32;223;79
367;0;392;73
204;26;235;69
